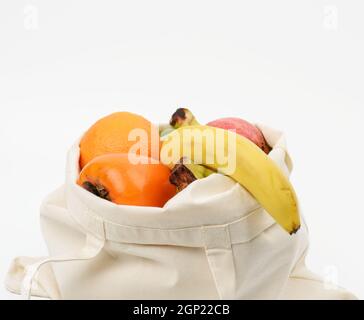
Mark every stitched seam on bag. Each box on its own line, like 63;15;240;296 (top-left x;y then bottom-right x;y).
73;195;262;231
68;209;105;241
203;249;223;300
62;202;275;247
287;276;333;285
85;206;263;232
103;218;238;232
231;219;277;245
106;222;204;232
202;225;231;249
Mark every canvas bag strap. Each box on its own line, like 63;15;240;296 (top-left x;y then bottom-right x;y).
202;224;235;299
201;208;275;299
21;232;105;299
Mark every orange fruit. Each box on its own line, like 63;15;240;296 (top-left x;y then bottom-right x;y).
78;153;176;207
79;112;159;169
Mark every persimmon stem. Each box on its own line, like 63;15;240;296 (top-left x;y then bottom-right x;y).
82;181;111;201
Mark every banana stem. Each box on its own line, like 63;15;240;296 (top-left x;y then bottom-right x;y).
170;108;200;128
169;157;215;191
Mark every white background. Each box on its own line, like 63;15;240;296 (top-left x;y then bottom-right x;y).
1;0;363;299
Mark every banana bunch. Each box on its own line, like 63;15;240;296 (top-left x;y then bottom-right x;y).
160;124;301;235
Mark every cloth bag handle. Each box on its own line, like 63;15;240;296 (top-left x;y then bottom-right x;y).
20;233;105;299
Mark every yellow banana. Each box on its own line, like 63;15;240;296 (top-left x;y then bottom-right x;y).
183;162;215;180
160;125;300;234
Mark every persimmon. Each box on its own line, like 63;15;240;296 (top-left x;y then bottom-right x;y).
79;112;159;169
77;153;176;207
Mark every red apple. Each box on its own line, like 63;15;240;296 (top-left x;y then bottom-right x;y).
207;117;271;154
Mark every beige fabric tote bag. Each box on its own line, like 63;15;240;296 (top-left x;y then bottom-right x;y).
5;125;356;300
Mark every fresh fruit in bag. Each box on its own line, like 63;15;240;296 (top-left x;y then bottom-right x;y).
79;112;159;169
170;108;271;154
160;125;300;234
78;153;176;207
